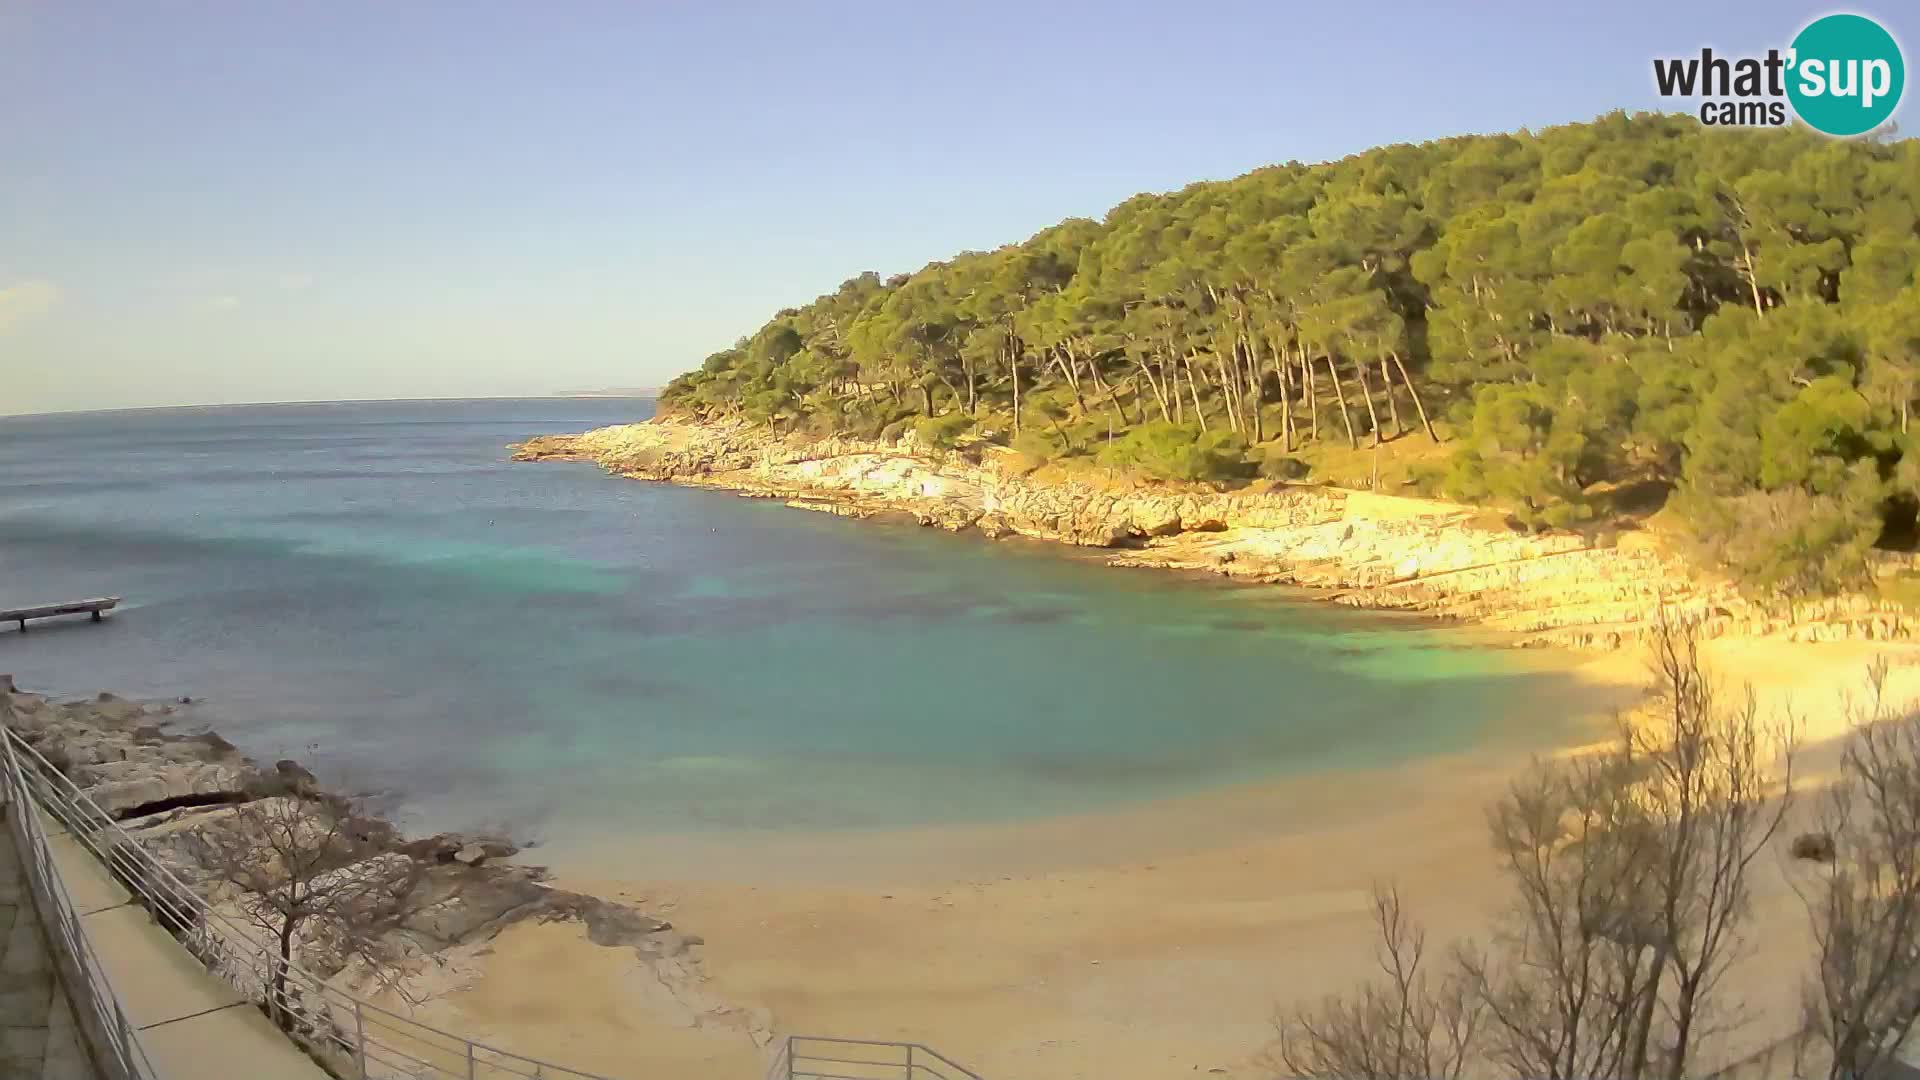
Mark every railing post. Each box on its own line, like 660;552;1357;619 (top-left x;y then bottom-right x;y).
119;1000;136;1063
787;1036;797;1080
11;721;666;1080
907;1042;915;1080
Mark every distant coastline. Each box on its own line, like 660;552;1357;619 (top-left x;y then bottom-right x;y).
552;387;659;399
2;395;652;420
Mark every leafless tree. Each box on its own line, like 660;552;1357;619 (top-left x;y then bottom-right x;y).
1635;615;1797;1077
1471;615;1795;1079
1274;885;1483;1080
1460;743;1659;1080
1798;660;1920;1080
188;793;422;1030
1276;614;1796;1080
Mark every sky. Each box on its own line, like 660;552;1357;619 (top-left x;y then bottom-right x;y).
2;1;1913;415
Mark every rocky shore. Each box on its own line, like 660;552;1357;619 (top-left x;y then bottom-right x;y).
512;415;1913;649
0;678;772;1055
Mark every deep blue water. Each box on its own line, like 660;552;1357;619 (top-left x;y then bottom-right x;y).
0;399;1591;841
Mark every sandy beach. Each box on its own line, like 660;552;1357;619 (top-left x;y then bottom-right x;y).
400;636;1920;1080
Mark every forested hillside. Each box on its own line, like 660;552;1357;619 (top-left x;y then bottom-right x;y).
661;113;1920;597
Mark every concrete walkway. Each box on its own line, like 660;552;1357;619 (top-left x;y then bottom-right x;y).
0;822;97;1080
38;816;334;1079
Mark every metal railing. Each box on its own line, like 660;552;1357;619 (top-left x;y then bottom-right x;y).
768;1036;984;1080
1;723;160;1080
2;723;629;1080
4;720;991;1080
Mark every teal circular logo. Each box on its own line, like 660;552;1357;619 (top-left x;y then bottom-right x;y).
1788;14;1905;136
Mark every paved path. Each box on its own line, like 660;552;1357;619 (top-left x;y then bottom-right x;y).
3;799;332;1079
40;816;334;1080
0;821;97;1080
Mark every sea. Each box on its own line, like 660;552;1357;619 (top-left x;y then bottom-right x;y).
0;399;1597;855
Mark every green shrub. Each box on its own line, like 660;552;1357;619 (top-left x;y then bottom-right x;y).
1259;450;1310;481
1096;422;1250;483
1011;427;1064;464
803;407;847;438
1680;462;1885;600
913;411;976;449
1405;460;1449;498
817;398;912;440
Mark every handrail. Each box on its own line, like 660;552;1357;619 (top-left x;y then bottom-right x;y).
2;722;624;1080
773;1035;985;1080
5;719;992;1080
1;721;160;1080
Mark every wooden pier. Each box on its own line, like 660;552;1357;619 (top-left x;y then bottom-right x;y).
2;597;120;632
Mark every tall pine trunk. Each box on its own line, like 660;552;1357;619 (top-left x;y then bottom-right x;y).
1215;353;1240;433
1379;357;1403;435
1135;357;1172;423
1183;353;1209;432
1323;354;1357;448
1351;352;1383;447
1010;338;1021;435
1053;346;1088;415
1245;335;1266;443
1302;346;1319;443
1389;351;1438;442
1279;357;1293;452
1117;375;1142;425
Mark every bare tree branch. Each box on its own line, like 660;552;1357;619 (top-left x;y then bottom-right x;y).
1272;884;1484;1080
187;794;423;1030
1273;612;1797;1080
1797;659;1920;1080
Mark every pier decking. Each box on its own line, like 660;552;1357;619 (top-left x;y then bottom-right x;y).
1;600;120;633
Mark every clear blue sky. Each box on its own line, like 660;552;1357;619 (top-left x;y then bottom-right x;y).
2;1;1911;414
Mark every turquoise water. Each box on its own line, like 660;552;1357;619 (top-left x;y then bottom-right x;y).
0;400;1591;840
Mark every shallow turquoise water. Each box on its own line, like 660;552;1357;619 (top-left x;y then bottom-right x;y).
0;400;1592;839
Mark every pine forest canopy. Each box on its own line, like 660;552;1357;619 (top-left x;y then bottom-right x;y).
660;112;1920;599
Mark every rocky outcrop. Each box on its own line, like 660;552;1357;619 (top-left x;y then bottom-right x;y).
0;684;772;1050
515;416;1912;648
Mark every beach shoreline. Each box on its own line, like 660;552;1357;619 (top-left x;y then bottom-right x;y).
430;709;1571;1080
14;630;1920;1078
417;635;1920;1080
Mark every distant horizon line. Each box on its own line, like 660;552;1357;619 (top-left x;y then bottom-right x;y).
0;392;659;421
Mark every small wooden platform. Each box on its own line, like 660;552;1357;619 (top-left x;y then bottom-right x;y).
2;597;120;632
